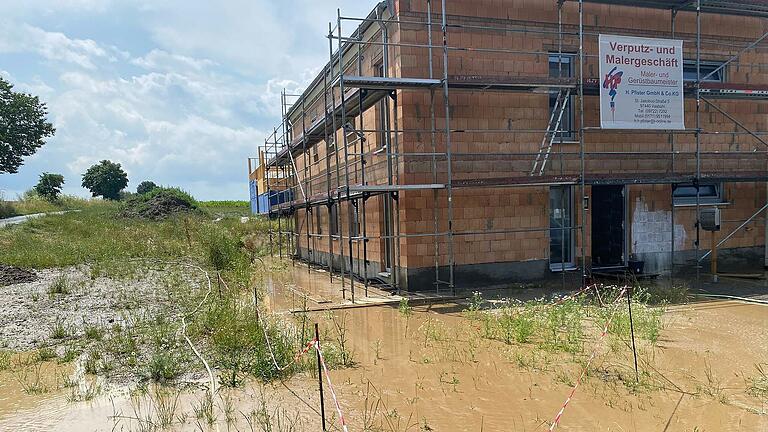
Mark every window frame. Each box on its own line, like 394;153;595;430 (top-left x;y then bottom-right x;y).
672;182;724;206
549;185;576;271
329;203;339;237
348;202;360;238
548;53;576;141
683;60;726;83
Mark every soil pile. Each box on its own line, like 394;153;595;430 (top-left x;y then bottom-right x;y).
121;188;198;220
0;264;37;286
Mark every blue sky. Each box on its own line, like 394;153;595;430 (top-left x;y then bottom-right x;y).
0;0;376;200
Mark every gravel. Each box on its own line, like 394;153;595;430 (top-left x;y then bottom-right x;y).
0;265;180;351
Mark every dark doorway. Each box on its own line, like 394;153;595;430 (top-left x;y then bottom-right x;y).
591;185;625;268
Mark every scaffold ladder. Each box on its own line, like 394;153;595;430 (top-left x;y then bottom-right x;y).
531;88;571;176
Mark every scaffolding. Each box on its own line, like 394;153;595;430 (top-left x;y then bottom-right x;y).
254;0;768;301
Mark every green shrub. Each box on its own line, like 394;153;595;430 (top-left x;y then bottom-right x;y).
145;351;183;383
0;198;17;218
194;301;299;387
136;180;159;195
203;226;241;274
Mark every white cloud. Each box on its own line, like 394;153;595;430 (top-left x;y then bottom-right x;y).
131;49;216;72
136;0;378;78
0;22;119;69
47;65;266;198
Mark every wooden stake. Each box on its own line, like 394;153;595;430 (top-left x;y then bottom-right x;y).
627;287;639;383
315;323;327;431
711;230;718;283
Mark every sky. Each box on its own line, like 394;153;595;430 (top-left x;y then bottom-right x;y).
0;0;378;200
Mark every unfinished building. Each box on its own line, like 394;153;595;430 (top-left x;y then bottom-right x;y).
249;0;768;296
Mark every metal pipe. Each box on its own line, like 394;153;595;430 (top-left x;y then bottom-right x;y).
338;9;354;303
578;0;587;285
695;0;702;290
325;23;335;284
427;0;441;293
670;9;677;286
356;23;369;297
441;0;456;295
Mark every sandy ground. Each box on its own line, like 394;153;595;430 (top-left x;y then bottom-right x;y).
0;265;765;431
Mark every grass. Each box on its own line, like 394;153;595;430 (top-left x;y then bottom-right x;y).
0;190;94;219
748;363;768;400
36;347;57;362
472;287;666;380
0;202;273;272
83;323;104;340
48;274;70;295
0;351;11;370
478;298;585;353
199;200;251;218
51;319;70;340
0;200;318;394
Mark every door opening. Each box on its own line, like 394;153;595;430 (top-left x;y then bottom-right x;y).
591;185;625;268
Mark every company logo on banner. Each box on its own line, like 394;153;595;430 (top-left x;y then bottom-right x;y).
599;34;684;130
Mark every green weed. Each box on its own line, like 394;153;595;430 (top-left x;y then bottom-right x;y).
36;347;57;362
747;364;768;401
51;319;70;340
48;274;70;295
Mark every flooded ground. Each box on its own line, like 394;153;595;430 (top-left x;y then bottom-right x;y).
0;264;765;431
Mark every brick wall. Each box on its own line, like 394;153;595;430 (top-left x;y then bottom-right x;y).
275;0;767;283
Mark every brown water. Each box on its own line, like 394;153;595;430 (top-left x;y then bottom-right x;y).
0;265;765;431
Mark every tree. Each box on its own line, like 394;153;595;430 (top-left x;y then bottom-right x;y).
81;160;128;200
0;77;55;174
34;172;65;201
136;180;159;195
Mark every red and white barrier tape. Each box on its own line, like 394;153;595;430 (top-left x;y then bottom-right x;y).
549;283;598;308
256;306;317;372
315;341;350;432
548;285;629;431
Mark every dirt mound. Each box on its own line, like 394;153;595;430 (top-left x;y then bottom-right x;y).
121;188;198;220
0;264;37;286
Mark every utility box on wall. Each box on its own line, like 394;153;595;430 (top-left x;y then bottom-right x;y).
700;207;721;232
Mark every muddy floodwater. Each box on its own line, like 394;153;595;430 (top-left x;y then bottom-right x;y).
0;265;766;431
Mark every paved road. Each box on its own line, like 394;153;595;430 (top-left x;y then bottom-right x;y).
0;211;70;228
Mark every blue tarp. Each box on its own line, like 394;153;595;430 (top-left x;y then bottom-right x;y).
249;180;292;215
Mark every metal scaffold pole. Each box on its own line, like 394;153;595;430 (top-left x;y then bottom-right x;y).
357;25;370;297
266;136;273;257
324;26;335;284
670;9;677;288
695;0;702;290
338;9;355;303
275;126;283;260
378;10;397;292
441;0;455;295
302;97;313;271
578;0;587;286
427;0;441;294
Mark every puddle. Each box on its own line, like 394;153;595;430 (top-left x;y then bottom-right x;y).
0;264;765;431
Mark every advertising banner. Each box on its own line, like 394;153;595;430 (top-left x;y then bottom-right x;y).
599;34;684;130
